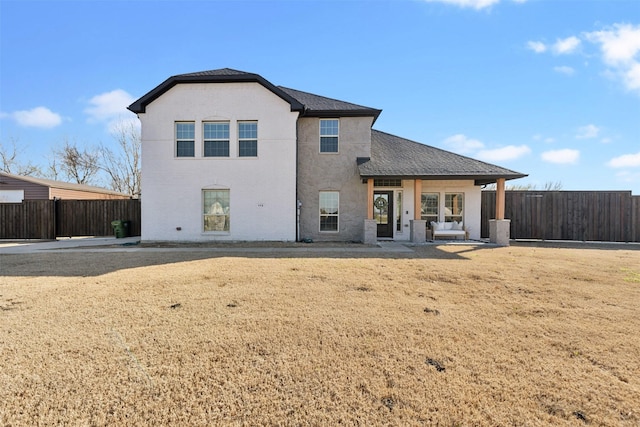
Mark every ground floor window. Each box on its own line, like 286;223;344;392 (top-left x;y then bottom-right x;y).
445;193;464;223
203;190;230;232
421;193;439;227
319;191;339;232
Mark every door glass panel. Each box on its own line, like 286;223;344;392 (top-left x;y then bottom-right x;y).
373;194;389;225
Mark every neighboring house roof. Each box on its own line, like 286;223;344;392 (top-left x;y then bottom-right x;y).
128;68;381;121
0;172;130;197
358;130;527;185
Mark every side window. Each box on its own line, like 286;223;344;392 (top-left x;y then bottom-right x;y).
319;191;339;232
203;122;230;157
445;193;464;223
238;121;258;157
203;189;230;232
176;122;195;157
320;119;339;153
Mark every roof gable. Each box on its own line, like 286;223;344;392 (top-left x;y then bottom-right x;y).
358;130;527;185
128;69;381;121
128;68;305;114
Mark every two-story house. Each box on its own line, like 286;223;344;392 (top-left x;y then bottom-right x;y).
128;68;525;243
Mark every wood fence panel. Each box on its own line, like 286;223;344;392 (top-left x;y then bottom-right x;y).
2;199;139;239
0;200;55;239
56;199;141;237
482;191;638;242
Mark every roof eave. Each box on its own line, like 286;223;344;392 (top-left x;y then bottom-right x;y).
128;73;305;114
303;108;382;123
358;170;528;184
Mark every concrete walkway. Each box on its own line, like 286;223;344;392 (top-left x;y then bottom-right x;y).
0;236;418;255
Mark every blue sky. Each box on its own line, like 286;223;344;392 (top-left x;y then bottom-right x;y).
1;0;639;193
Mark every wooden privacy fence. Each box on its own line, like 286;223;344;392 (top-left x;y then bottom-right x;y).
1;199;140;240
482;191;640;242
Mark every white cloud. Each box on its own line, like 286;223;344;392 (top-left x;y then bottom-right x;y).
527;41;547;53
576;124;600;139
476;145;531;162
554;65;575;76
541;149;580;164
586;24;640;66
585;23;640;94
601;137;612;144
9;106;62;128
443;134;484;154
85;89;136;123
607;152;640;168
553;36;581;55
421;0;500;10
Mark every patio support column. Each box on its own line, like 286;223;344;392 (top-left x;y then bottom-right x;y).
490;177;510;246
413;179;422;219
496;178;505;220
363;178;377;245
410;179;426;243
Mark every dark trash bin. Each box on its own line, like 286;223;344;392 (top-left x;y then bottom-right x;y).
122;220;131;237
111;220;125;238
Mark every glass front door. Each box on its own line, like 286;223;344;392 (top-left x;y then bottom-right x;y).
374;191;394;238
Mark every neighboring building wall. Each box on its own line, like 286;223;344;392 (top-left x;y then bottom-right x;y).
421;179;482;240
0;175;49;200
139;82;299;241
297;116;373;242
50;188;129;200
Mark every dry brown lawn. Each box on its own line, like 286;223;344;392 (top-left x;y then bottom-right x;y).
1;243;639;425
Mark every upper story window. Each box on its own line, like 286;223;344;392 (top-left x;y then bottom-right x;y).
176;122;195;157
204;122;230;157
320;119;339;153
238;121;258;157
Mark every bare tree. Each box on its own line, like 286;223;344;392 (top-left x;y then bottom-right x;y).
100;121;141;196
483;181;563;191
0;139;42;176
543;181;563;191
52;139;101;185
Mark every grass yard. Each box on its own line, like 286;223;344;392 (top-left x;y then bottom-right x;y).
1;243;639;425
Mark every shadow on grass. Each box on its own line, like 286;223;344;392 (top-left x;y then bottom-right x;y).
0;243;492;277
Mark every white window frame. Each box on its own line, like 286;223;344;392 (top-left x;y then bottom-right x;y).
175;121;195;157
319;191;339;232
319;119;339;153
444;193;464;223
203;121;230;157
203;189;230;233
238;121;258;157
421;193;439;228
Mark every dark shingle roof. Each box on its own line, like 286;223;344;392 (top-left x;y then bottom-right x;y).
278;86;381;121
0;172;131;197
358;130;527;185
128;69;381;121
128;68;304;114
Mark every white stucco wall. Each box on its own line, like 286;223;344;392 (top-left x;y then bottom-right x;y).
421;180;482;240
138;82;299;241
